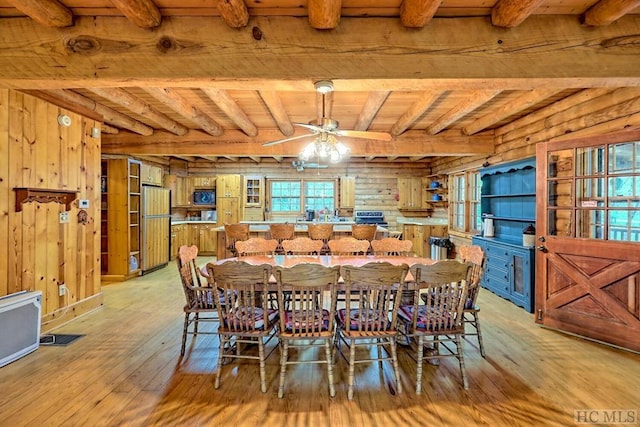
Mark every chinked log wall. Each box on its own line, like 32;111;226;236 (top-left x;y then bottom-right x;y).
0;90;103;331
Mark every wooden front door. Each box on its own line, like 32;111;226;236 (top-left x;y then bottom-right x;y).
536;130;640;352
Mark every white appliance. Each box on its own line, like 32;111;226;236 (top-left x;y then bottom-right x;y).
0;290;42;368
483;216;495;238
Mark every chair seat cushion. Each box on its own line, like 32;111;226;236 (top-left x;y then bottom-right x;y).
336;308;390;330
223;307;278;330
398;305;456;331
283;309;330;331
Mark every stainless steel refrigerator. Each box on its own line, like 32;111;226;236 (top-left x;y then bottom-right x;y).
141;186;171;273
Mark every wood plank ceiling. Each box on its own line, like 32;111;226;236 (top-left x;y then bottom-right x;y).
1;0;640;167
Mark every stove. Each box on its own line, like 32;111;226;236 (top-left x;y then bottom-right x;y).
355;211;388;227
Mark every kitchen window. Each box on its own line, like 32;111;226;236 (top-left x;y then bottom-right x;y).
269;179;336;213
449;171;481;234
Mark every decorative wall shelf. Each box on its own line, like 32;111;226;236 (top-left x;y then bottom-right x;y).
14;188;78;212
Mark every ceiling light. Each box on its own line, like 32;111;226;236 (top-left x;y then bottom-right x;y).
314;80;334;94
299;134;349;164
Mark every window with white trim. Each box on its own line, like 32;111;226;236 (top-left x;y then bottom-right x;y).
269;179;336;213
449;171;481;234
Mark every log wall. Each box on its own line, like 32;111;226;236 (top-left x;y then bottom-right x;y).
0;90;102;330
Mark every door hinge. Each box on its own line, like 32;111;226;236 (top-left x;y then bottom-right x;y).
537;309;543;321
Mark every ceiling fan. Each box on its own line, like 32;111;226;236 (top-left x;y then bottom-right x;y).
292;160;328;171
262;80;393;148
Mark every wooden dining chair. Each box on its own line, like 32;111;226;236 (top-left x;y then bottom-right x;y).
176;245;219;357
207;261;278;393
281;236;324;255
458;244;487;357
269;223;295;254
274;264;341;398
307;223;334;255
235;237;278;256
327;237;370;255
335;262;409;400
371;237;414;256
398;260;472;393
351;224;377;247
224;223;250;257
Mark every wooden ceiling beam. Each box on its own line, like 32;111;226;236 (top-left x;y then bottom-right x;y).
354;91;390;131
217;0;249;28
201;88;258;137
390;90;442;136
582;0;640;26
7;0;72;27
102;129;494;157
491;0;546;28
308;0;342;29
101;123;119;134
37;89;154;136
1;17;639;88
427;90;501;135
143;87;223;136
462;88;561;135
89;87;188;136
258;91;294;137
109;0;161;28
400;0;442;28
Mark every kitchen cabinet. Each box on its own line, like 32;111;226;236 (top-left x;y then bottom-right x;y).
164;174;192;207
191;223;217;255
243;176;264;221
401;224;447;257
472;237;535;312
339;176;356;209
141;163;163;186
397;177;430;212
101;158;142;280
170;224;189;259
217;175;241;225
192;176;215;189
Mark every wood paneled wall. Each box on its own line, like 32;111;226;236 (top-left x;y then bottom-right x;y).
0;90;102;330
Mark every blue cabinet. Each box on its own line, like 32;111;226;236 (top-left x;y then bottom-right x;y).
476;157;536;312
472;237;535;312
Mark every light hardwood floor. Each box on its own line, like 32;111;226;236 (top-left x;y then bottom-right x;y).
1;257;639;426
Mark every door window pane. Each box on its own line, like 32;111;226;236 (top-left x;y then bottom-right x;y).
609;142;639;174
576;178;605;207
608;210;640;242
548;179;573;207
576;209;605;239
548;209;573;237
548;149;574;178
576;146;605;176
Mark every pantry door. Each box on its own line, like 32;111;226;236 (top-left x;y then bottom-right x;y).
535;130;640;352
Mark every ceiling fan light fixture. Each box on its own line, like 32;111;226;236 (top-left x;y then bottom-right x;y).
314;80;334;94
299;134;349;164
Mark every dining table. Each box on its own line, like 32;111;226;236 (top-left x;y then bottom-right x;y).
205;254;438;287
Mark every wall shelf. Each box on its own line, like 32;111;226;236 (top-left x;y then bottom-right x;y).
14;188;78;212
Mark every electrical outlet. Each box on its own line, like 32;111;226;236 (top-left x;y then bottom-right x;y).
58;284;67;297
59;212;70;224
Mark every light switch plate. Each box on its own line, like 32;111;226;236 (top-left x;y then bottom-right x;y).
59;212;70;224
78;199;89;208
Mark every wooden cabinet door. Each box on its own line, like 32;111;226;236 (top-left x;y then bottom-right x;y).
141;163;163;186
175;176;192;206
243;176;263;207
217;197;239;225
217;174;241;197
192;176;214;188
340;176;355;208
398;178;422;209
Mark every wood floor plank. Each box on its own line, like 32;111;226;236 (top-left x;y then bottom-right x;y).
1;257;639;426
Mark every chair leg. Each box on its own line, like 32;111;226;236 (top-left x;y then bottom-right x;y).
181;313;190;356
215;335;226;389
278;340;289;398
474;312;486;357
325;339;336;398
347;339;356;400
193;313;199;335
455;334;469;390
416;336;425;395
258;338;267;393
390;337;402;395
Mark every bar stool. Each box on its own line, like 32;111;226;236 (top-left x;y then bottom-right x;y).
351;224;377;254
269;223;295;254
307;223;334;255
224;223;249;257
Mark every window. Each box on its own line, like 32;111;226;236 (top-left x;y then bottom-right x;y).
449;171;481;234
269;179;336;213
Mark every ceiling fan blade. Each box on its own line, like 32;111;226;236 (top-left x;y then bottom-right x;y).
262;133;313;146
335;129;393;141
293;122;323;132
304;163;328;169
